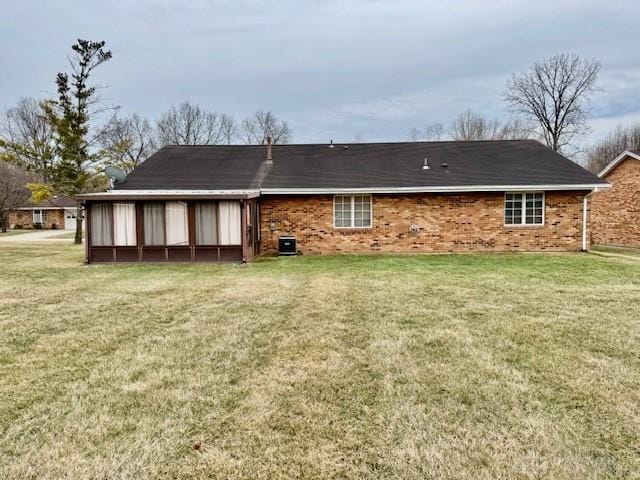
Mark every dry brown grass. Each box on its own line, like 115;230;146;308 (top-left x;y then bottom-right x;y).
0;244;639;479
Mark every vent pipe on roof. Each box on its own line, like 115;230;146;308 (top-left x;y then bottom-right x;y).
266;136;273;164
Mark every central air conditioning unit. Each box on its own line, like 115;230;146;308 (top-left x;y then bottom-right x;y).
278;236;297;256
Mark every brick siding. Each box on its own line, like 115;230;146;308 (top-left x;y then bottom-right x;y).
591;157;640;248
259;191;589;254
8;209;66;230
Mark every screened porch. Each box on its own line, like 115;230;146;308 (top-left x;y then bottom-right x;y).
84;198;259;263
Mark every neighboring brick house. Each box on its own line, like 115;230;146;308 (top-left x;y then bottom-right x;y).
77;140;608;263
8;196;79;230
591;150;640;248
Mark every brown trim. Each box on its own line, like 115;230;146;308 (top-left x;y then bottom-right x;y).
241;199;248;262
85;201;91;264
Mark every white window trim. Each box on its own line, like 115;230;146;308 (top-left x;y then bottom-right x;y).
32;209;45;224
504;191;545;227
333;194;373;229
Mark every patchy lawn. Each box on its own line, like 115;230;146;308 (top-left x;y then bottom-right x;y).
0;230;30;237
592;244;640;259
0;245;639;479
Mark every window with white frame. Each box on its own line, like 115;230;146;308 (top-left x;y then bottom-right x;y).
333;195;372;228
505;192;544;226
32;209;46;224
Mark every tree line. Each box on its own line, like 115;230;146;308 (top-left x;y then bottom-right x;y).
1;99;292;176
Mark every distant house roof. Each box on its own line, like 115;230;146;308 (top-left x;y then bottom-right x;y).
598;150;640;178
15;196;77;209
91;140;607;196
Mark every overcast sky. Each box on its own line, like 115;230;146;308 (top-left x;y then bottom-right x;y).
2;0;639;148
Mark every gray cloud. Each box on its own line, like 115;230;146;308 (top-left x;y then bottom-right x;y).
2;0;639;146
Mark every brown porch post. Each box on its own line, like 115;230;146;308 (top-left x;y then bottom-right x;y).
188;201;196;262
135;203;144;262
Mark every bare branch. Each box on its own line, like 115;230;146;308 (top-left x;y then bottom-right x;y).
0;161;40;232
240;110;292;144
157;102;232;145
504;53;601;152
584;123;640;173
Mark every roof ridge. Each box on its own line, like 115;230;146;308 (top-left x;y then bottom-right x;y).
160;139;539;148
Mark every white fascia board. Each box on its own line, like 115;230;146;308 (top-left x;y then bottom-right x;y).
76;189;261;199
259;184;609;194
598;150;640;178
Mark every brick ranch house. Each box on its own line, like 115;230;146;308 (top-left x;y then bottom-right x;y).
591;150;640;248
76;140;609;263
8;196;80;231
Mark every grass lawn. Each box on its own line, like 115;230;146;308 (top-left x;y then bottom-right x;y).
592;244;640;258
0;230;30;237
47;231;81;239
0;245;639;479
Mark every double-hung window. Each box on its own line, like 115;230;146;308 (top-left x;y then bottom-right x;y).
333;195;372;228
505;192;544;226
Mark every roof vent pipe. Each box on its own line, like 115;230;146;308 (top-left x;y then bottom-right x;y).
266;136;273;164
422;158;430;170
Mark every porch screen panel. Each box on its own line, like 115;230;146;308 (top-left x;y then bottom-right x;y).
218;201;241;245
165;201;189;246
113;203;136;246
195;202;218;245
143;203;165;245
91;203;113;246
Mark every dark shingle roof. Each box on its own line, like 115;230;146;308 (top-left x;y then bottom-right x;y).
18;196;77;208
115;140;606;191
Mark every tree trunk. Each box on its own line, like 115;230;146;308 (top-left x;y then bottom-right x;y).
74;215;82;244
1;214;7;233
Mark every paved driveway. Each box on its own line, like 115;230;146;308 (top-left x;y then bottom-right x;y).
0;230;79;243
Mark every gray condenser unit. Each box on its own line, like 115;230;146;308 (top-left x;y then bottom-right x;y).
278;236;297;256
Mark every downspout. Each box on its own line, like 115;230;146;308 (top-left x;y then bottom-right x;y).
582;190;596;252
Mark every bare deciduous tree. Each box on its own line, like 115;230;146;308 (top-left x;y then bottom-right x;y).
450;110;532;141
0;97;56;177
99;113;156;172
157;102;226;145
450;110;502;141
407;123;445;141
240;110;291;144
585;123;640;173
219;113;238;145
497;117;533;140
504;53;601;152
0;161;39;232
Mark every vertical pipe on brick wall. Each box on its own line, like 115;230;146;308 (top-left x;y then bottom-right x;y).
582;195;588;252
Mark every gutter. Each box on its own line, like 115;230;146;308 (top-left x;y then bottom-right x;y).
259;183;610;195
